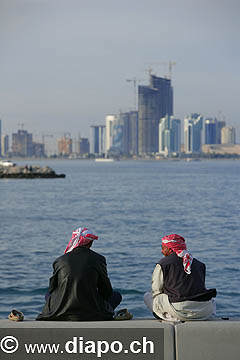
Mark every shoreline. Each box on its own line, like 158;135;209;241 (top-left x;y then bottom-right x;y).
4;157;240;162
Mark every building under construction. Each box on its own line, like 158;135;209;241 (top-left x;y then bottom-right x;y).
138;75;173;154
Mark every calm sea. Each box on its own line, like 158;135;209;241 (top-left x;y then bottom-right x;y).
0;159;239;319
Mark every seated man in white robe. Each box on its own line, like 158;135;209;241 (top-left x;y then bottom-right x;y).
144;234;216;321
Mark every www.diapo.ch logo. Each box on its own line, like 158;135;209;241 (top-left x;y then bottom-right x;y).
0;336;19;354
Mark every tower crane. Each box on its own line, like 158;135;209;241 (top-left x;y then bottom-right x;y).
166;60;176;80
17;123;24;130
145;61;176;80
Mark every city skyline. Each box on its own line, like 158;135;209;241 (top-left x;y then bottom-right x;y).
1;69;238;157
0;0;239;142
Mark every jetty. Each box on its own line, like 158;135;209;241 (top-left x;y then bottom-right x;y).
0;165;65;179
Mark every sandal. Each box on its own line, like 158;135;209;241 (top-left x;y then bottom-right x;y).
114;308;133;320
8;310;24;322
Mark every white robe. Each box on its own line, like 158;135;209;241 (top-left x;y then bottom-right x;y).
144;264;215;321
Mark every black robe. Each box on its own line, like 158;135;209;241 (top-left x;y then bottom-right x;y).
36;247;114;321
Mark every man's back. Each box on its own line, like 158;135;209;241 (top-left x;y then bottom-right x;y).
37;247;114;321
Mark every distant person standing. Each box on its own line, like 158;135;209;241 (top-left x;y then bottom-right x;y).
37;227;122;321
144;234;216;321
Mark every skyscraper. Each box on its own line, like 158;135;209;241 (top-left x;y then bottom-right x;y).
128;110;138;155
216;121;226;144
118;111;138;155
90;125;106;155
12;130;33;157
184;114;203;154
221;126;236;144
159;115;181;155
138;75;173;154
205;118;217;144
105;115;117;153
57;135;72;156
0;119;2;157
1;135;9;156
171;118;181;153
77;138;90;154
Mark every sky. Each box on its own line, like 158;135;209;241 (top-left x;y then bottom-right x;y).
0;0;239;145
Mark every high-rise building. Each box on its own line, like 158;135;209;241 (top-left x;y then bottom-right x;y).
205;118;217;144
118;111;138;155
1;135;9;156
105;111;138;156
216;121;226;144
221;126;236;144
32;142;45;157
57;136;72;156
110;116;124;155
171;118;181;153
184;114;203;154
128;111;138;155
205;118;226;145
12;130;33;157
0;119;2;157
159;115;181;155
90;125;105;155
76;138;90;154
138;75;173;154
105;115;117;153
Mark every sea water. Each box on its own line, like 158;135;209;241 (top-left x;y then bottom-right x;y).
0;159;239;319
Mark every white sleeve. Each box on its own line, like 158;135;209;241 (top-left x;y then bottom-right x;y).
152;264;164;297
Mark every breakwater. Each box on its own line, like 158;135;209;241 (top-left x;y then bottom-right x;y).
0;165;65;179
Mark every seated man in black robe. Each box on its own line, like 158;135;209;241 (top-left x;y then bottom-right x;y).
37;227;122;321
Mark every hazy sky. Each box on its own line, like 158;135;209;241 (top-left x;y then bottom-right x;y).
1;0;239;142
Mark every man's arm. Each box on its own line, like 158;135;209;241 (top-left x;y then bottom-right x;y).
152;264;164;297
97;257;113;299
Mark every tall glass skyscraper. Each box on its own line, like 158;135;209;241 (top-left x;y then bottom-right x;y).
105;115;117;154
159;115;181;155
205;118;217;144
118;111;138;155
90;125;105;155
184;114;203;154
105;112;138;156
138;75;173;154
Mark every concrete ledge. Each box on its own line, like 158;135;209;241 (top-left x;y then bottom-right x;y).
1;319;240;360
0;318;169;329
0;319;175;360
175;319;240;360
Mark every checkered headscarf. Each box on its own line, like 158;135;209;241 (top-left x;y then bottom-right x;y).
162;234;193;274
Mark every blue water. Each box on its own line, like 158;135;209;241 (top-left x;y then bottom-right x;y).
0;159;239;319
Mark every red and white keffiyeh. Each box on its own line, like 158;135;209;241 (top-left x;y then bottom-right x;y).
162;234;193;274
64;227;98;254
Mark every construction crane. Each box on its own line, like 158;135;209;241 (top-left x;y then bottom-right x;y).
166;60;176;80
17;123;24;130
144;67;154;79
145;61;176;80
126;77;145;110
